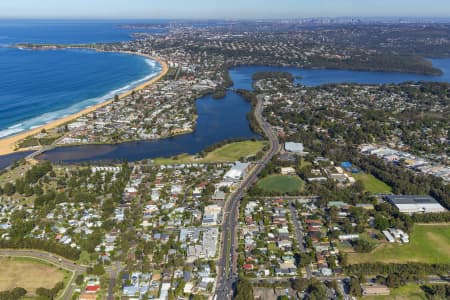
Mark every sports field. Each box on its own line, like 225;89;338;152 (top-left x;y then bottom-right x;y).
349;224;450;264
257;175;303;194
0;257;67;295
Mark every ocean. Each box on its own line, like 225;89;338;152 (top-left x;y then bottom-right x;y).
0;20;163;137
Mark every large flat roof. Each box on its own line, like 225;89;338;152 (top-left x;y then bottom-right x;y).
385;195;440;205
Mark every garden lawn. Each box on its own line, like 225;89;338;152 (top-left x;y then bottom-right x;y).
352;172;392;194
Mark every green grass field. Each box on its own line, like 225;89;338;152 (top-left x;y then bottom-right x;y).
349;224;450;264
257;175;304;194
362;284;426;300
153;140;267;164
352;172;392;194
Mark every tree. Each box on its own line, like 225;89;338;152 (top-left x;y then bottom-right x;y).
353;180;365;193
75;274;84;285
235;278;253;300
292;278;309;292
348;277;362;297
306;280;328;300
36;287;52;299
0;287;28;300
353;238;375;253
374;215;389;231
11;287;27;299
3;182;15;196
89;264;105;276
386;273;401;288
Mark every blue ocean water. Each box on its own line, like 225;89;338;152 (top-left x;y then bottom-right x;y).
0;19;166;45
0;20;163;137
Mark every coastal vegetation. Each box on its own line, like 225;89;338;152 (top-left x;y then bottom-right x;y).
153;140;268;164
236;89;265;136
252;71;294;82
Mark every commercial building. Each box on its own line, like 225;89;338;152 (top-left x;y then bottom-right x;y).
385;195;447;214
224;162;250;180
285;142;304;154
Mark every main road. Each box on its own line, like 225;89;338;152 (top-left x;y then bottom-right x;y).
215;95;280;299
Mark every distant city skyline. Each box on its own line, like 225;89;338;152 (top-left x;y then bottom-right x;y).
1;0;450;19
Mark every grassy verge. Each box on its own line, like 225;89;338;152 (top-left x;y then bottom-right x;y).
154;140;267;164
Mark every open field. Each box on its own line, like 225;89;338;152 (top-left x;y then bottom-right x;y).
349;224;450;264
257;175;304;194
154;140;267;164
352;172;392;194
362;284;427;300
0;257;68;295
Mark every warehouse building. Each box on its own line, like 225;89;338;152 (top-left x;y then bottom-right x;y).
385;195;447;214
284;142;305;154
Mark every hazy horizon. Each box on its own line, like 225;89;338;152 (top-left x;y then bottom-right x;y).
1;0;449;20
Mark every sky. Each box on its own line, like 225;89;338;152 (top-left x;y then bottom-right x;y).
0;0;449;19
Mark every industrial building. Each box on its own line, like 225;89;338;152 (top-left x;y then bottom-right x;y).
284;142;305;154
385;195;447;214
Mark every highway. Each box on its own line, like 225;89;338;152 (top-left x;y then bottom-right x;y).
215;95;280;299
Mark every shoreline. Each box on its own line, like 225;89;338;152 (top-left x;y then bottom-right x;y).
0;49;169;156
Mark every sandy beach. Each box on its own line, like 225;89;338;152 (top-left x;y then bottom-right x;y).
0;51;168;156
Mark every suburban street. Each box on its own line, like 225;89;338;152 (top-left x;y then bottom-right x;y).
215;95;280;299
288;199;312;279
